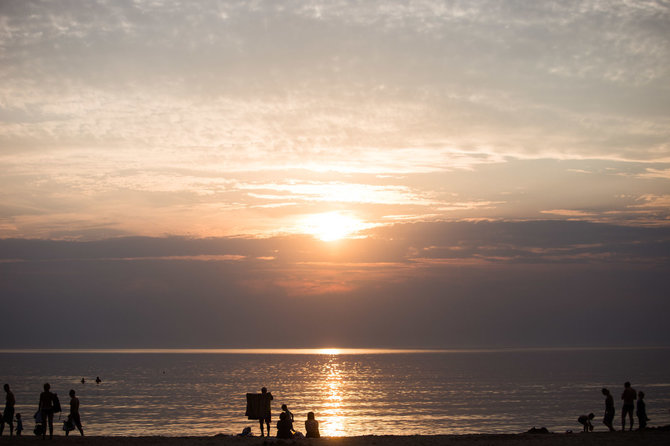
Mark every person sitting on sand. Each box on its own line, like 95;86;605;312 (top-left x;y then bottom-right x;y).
602;388;615;431
237;426;252;437
281;404;294;423
621;381;637;431
276;411;295;439
578;413;595;432
305;411;320;438
637;391;649;430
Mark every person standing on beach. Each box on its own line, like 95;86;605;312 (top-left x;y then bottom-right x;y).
39;383;55;439
621;381;637;431
0;384;15;436
636;391;648;430
15;413;23;436
67;389;84;436
601;388;615;431
259;387;273;437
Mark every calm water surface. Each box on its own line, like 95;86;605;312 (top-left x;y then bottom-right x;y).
1;349;669;436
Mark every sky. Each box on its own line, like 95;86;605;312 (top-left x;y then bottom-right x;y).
1;0;669;348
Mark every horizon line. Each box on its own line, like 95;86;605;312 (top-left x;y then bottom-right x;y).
0;346;668;355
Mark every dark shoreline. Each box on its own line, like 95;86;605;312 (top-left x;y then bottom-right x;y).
4;430;670;445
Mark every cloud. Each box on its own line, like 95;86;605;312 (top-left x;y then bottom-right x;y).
629;194;670;209
541;209;597;217
1;220;668;348
2;220;668;266
2;0;669;165
1;2;669;240
639;168;670;179
1;157;669;239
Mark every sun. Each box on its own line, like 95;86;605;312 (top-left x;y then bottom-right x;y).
317;348;341;355
301;212;364;241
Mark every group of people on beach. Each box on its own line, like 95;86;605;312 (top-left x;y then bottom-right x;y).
247;387;321;439
0;382;85;439
578;381;649;433
3;379;657;438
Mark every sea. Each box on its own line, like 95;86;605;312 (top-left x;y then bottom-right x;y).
0;348;669;437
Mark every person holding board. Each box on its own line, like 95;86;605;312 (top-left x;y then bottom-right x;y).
245;387;274;436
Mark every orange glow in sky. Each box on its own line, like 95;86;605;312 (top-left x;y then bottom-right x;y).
300;212;366;241
1;0;670;352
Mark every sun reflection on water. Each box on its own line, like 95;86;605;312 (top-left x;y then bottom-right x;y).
321;358;346;436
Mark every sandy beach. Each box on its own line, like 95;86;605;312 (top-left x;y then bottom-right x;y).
5;431;670;446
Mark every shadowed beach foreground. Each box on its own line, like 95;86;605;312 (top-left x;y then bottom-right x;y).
6;431;670;446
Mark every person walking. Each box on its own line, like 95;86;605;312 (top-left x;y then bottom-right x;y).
621;381;637;431
0;384;15;436
39;383;55;439
601;388;615;431
66;389;84;436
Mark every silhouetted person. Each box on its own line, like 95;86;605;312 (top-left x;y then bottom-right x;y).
281;404;294;423
259;387;273;437
39;383;55;439
237;426;252;437
276;411;294;439
15;413;23;436
1;384;15;436
602;388;615;431
305;411;320;438
578;413;595;432
81;378;85;384
637;391;648;430
66;389;84;436
95;377;101;385
621;381;637;431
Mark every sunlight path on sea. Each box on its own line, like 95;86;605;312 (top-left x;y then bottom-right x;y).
1;349;669;436
321;357;346;436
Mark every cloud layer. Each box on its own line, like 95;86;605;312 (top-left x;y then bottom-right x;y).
1;1;670;238
1;221;669;348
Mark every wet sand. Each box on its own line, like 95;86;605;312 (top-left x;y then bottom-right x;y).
7;431;670;446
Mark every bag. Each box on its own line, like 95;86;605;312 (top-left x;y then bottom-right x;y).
52;393;61;413
34;410;43;424
63;416;75;432
34;423;45;436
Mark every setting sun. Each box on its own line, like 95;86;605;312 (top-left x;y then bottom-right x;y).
318;348;341;355
301;212;364;241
